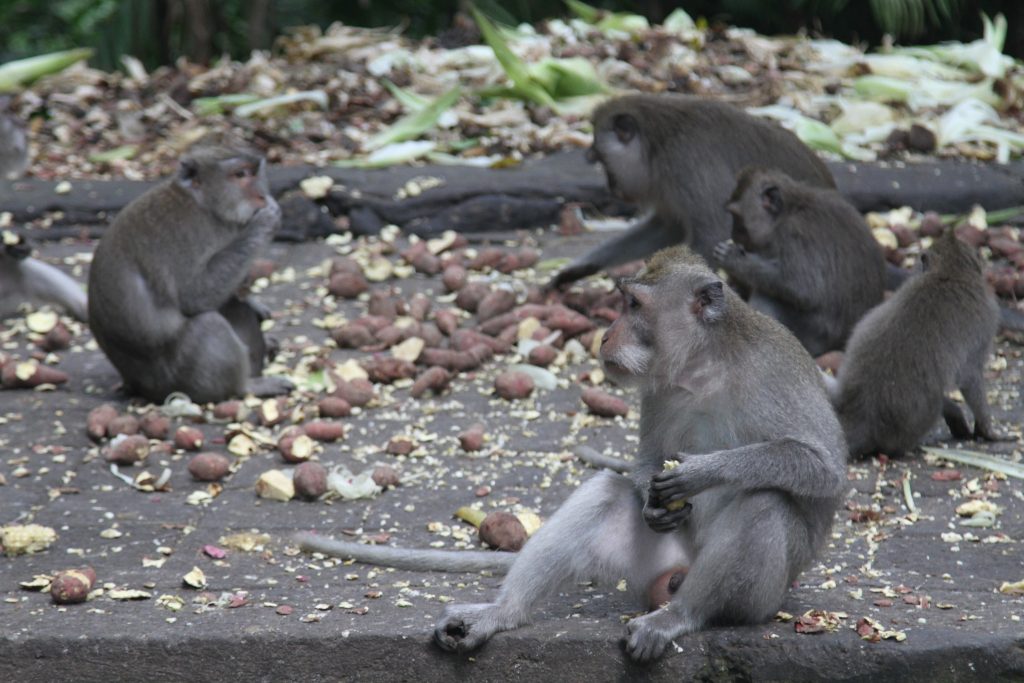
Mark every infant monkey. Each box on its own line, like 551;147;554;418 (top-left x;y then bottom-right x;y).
301;247;847;662
830;230;1014;457
88;142;292;404
714;168;886;356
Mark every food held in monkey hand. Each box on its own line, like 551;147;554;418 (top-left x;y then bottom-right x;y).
661;459;688;511
494;370;534;400
479;511;528;552
581;387;629;418
187;452;231;482
372;464;401;489
293;461;329;500
50;567;96;604
104;435;150;465
1;359;69;388
646;566;689;611
173;425;204;451
86;404;119;441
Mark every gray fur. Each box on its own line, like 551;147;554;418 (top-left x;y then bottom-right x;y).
714;168;887;356
833;231;1011;457
436;246;847;662
0;111;27;180
88;144;292;404
294;532;515;573
0;240;87;320
551;94;834;287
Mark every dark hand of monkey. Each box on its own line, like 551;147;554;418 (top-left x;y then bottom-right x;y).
712;240;744;266
642;492;691;533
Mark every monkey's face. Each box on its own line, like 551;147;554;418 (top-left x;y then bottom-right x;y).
599;280;655;386
179;152;272;226
589;113;649;204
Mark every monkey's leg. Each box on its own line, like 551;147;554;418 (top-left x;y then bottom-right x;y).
626;493;795;662
941;397;973;440
434;471;685;653
19;258;88;321
549;213;677;289
959;370;1014;442
219;296;267;376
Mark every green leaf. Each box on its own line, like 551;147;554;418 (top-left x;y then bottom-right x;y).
472;6;555;107
364;86;461;151
564;0;600;23
233;90;329;118
335;141;437;168
88;145;138;163
0;48;94;92
192;93;261;116
382;79;430;112
529;57;607;98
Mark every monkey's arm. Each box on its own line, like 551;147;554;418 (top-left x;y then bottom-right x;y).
549;212;677;288
181;205;279;315
713;242;816;309
649;438;845;504
295;532;515;573
19;258;88;321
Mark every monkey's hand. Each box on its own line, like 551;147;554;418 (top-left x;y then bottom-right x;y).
712;240;744;266
247;200;282;239
625;610;684;663
642;493;691;534
434;603;503;653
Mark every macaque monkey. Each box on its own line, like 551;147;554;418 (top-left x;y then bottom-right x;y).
0;232;87;320
88;143;292;404
714;168;886;356
300;247;847;662
0;100;27;180
550;94;835;288
830;230;1013;457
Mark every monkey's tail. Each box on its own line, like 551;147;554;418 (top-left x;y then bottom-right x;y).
574;445;632;473
294;532;516;573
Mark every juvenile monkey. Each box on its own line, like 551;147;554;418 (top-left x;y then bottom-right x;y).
88;143;292;404
0;232;87;320
714;168;886;356
300;247;847;663
550;94;835;288
831;230;1013;457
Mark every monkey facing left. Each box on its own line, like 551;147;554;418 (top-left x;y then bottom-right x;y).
87;142;293;404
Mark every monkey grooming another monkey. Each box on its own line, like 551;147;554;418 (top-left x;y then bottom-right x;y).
550;94;835;288
714;168;886;356
831;230;1013;458
0;232;87;320
88;143;292;404
300;246;847;663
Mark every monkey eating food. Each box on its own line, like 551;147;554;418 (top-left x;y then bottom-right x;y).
714;168;887;356
0;232;87;321
299;246;847;662
550;94;835;289
830;230;1014;457
88;142;292;404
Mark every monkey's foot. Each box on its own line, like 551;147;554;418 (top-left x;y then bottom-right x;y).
433;603;503;653
624;610;684;663
246;376;294;397
975;423;1017;443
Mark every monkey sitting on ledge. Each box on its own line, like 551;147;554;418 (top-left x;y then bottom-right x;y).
298;246;847;662
88;142;292;404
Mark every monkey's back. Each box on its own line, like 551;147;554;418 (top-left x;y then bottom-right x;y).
836;268;998;453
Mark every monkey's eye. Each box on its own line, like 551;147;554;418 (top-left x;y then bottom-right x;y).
233;167;253;179
626;293;641;311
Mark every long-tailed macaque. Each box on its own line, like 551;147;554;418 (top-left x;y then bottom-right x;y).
299;247;847;662
88;143;292;404
550;94;835;288
830;230;1014;457
714;168;886;355
1;232;87;320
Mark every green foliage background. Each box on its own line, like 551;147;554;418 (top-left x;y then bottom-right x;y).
0;0;1020;70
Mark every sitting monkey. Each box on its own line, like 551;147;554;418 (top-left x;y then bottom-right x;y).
299;246;847;662
88;143;292;403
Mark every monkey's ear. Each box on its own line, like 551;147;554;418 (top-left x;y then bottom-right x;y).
692;280;725;323
612;114;637;144
761;185;782;217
